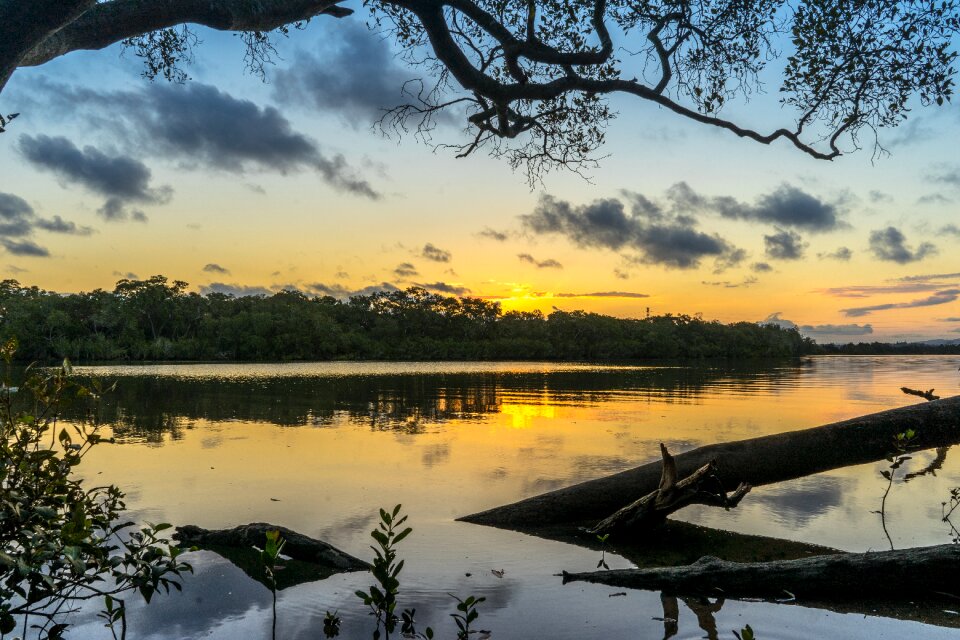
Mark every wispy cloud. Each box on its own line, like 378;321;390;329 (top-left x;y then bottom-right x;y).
518;253;563;269
841;289;960;317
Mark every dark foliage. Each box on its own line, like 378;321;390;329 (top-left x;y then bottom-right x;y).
0;276;816;362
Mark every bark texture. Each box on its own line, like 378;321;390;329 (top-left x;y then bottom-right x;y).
461;396;960;529
562;544;960;600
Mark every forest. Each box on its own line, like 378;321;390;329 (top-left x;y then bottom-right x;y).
0;275;819;362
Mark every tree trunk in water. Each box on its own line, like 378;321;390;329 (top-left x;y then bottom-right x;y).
562;544;960;600
460;396;960;529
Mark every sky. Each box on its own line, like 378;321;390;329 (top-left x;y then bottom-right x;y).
1;3;959;343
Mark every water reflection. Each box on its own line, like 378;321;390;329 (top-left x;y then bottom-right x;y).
67;362;811;441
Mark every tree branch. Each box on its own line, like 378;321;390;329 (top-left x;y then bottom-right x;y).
18;0;352;69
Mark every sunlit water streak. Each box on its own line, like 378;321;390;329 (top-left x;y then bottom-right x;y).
53;356;960;639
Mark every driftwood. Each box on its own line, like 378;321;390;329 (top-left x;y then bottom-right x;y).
174;523;369;571
901;386;940;401
590;444;751;537
562;544;960;601
461;396;960;529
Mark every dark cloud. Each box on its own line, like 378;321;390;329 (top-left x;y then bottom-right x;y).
307;281;399;299
202;263;230;275
422;243;451;263
477;227;509;242
841;289;960;317
764;228;806;260
34;215;94;235
712;247;747;273
18;135;170;222
817;246;852;261
665;182;845;232
613;268;630;279
0;238;50;257
761;313;873;339
393;262;419;277
28;80;380;199
273;22;417;126
0;192;92;255
518;253;563;269
925;165;960;188
415;281;471;296
199;282;274;297
522;194;739;269
554;291;649;299
868;227;936;263
896;271;960;282
751;262;773;272
916;193;952;205
702;276;758;288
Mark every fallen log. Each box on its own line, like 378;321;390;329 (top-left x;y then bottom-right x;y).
901;386;940;401
590;444;751;536
175;523;369;572
461;395;960;529
562;544;960;601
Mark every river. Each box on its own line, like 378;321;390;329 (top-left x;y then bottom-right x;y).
58;356;960;639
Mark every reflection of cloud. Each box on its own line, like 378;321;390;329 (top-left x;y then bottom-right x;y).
753;476;846;527
868;226;936;263
841;289;960;317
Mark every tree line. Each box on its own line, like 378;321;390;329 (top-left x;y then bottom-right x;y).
0;275;825;362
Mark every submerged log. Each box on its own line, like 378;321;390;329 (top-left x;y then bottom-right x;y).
174;523;369;571
562;544;960;600
901;386;940;401
590;444;751;537
461;396;960;529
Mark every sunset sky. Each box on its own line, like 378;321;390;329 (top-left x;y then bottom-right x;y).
1;4;959;343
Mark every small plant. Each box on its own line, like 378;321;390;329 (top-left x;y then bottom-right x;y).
356;504;413;639
733;624;756;640
450;594;486;640
945;486;960;544
596;532;610;570
323;610;342;638
875;429;917;550
261;529;285;640
400;608;434;639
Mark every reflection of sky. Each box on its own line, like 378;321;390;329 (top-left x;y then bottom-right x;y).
61;356;960;638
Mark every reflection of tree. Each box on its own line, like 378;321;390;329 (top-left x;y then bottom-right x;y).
59;364;804;440
658;595;724;640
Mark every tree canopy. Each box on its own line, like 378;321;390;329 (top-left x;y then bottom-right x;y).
2;1;959;177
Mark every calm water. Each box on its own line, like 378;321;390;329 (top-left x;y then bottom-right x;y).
55;357;960;639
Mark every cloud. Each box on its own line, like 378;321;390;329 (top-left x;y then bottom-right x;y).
712;247;747;273
868;227;936;263
925;165;960;188
841;289;960;317
942;224;960;236
28;80;380;199
477;227;509;242
553;291;649;298
751;262;773;272
613;268;630;279
200;282;275;297
273;22;419;127
764;228;806;260
895;271;960;282
112;271;138;279
761;313;873;339
415;281;471;295
938;317;960;322
0;191;92;256
916;193;952;205
0;238;50;257
665;182;846;231
522;194;739;269
202;263;230;275
702;276;758;288
422;243;451;263
822;282;954;298
18;135;170;222
34;215;94;235
307;281;399;299
393;262;419;277
868;190;893;203
6;264;28;274
518;253;563;269
817;246;853;261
